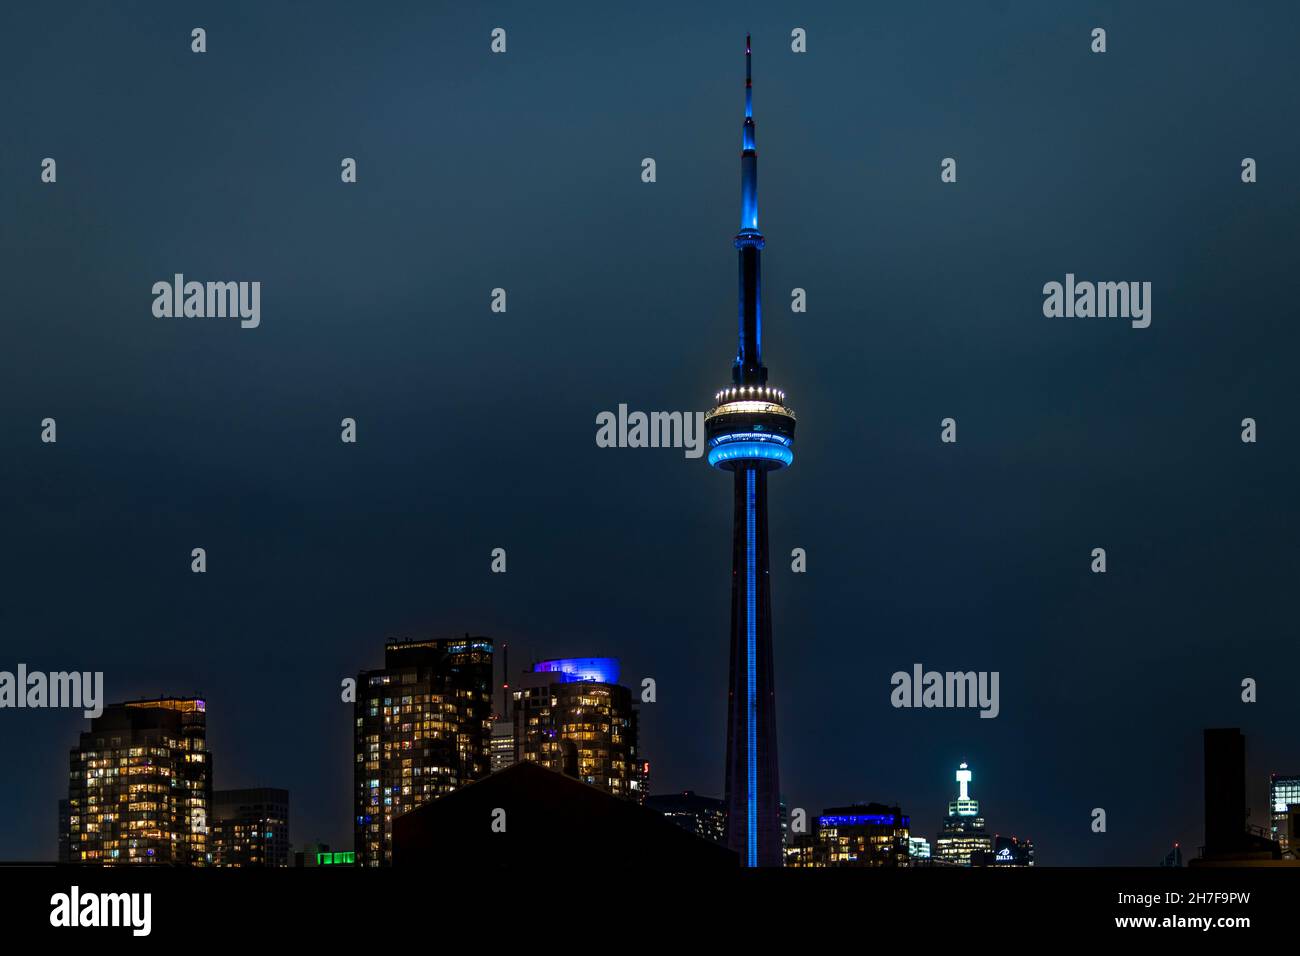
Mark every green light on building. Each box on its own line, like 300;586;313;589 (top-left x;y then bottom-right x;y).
316;851;355;866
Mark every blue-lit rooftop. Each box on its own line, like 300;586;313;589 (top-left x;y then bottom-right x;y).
532;657;620;684
819;814;910;828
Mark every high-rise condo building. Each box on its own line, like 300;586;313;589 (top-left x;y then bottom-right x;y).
510;657;642;801
817;804;913;867
354;636;494;866
62;697;211;865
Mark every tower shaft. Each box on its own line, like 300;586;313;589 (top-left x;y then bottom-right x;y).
724;466;781;865
710;35;789;868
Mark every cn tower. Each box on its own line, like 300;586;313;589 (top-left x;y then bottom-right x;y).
705;35;795;868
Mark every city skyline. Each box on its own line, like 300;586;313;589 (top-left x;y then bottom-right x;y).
43;651;1299;867
55;667;1055;867
4;2;1299;869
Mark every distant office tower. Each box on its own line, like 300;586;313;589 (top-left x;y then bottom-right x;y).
1203;728;1248;856
1269;772;1300;852
784;831;820;867
646;791;727;845
1160;843;1184;867
354;636;494;866
816;804;912;867
511;658;642;801
63;697;211;865
57;800;70;864
490;719;516;772
489;638;516;774
979;834;1035;867
1194;728;1281;865
212;788;289;867
779;799;790;855
909;836;931;861
934;762;992;866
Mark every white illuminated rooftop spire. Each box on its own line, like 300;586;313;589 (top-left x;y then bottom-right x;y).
956;762;972;801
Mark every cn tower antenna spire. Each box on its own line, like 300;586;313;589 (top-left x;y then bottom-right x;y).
745;33;753;118
740;36;758;234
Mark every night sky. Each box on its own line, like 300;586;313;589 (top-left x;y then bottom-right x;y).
2;1;1297;865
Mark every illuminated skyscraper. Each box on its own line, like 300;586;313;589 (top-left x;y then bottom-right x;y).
510;657;642;801
934;762;992;866
353;636;494;866
62;697;211;865
705;35;797;869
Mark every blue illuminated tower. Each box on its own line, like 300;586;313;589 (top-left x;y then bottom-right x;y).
706;36;796;868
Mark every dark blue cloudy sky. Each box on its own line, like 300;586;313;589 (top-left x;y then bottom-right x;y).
1;0;1297;864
